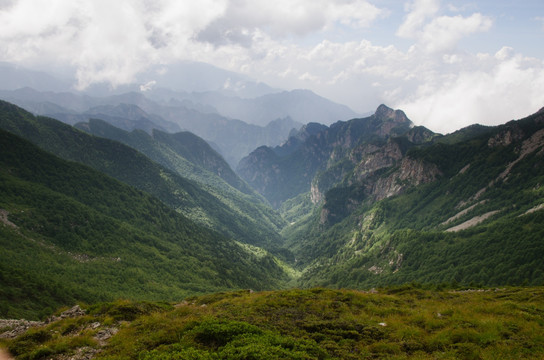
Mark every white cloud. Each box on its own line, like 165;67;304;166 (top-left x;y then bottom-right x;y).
397;0;492;53
0;0;228;88
0;0;385;89
139;80;156;92
396;49;544;134
196;0;384;46
420;13;492;53
397;0;440;38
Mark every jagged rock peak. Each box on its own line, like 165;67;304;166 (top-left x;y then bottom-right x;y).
292;122;328;140
374;104;410;124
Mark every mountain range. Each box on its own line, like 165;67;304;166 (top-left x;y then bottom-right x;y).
261;105;544;289
0;62;362;167
0;63;543;325
0;101;286;253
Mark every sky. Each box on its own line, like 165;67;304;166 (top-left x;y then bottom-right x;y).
0;0;543;133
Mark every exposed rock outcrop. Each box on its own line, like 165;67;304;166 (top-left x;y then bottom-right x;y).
48;305;86;322
237;104;416;207
0;319;45;339
369;157;441;202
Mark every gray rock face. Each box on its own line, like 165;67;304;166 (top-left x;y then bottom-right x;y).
0;319;45;339
46;305;86;324
238;104;417;207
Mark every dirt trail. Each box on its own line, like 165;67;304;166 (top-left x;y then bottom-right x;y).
0;349;14;360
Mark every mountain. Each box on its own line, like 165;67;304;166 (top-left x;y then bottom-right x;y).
148;104;302;166
0;62;71;92
0;101;286;251
82;103;180;133
236;101;544;288
0;88;301;166
283;107;544;288
72;118;291;255
237;105;415;208
74;118;253;196
0;128;288;320
133;61;280;98
159;89;360;127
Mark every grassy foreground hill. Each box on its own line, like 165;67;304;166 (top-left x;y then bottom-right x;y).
0;129;288;320
1;287;543;359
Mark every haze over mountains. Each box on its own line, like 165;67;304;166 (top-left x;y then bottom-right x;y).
1;62;544;325
0;62;362;167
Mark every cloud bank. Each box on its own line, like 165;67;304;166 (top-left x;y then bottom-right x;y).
0;0;543;133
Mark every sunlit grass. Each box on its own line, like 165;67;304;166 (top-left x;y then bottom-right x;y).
3;287;544;359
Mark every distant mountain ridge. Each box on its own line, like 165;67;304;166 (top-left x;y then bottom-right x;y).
155;88;360;126
0;87;305;166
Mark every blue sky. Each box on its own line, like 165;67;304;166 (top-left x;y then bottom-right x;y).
0;0;543;133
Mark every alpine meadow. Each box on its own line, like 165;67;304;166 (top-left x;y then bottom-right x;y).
1;1;544;359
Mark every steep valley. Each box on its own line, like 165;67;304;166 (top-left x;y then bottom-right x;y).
1;99;544;359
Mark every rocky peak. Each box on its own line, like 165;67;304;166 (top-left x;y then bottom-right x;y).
374;104;411;125
296;122;328;141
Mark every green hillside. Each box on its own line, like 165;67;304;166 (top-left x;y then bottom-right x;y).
0;101;285;251
2;287;543;359
75;118;253;195
74;119;286;252
286;110;544;288
0;129;289;320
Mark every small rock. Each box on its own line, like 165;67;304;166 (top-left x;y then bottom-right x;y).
60;305;86;318
94;327;119;343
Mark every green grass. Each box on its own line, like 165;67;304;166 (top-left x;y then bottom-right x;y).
2;287;543;359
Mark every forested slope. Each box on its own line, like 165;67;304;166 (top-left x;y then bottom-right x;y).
0;129;288;319
284;108;544;288
0;101;285;251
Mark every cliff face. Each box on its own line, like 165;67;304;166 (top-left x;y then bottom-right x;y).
237;104;419;208
369;157;441;201
316;138;441;225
